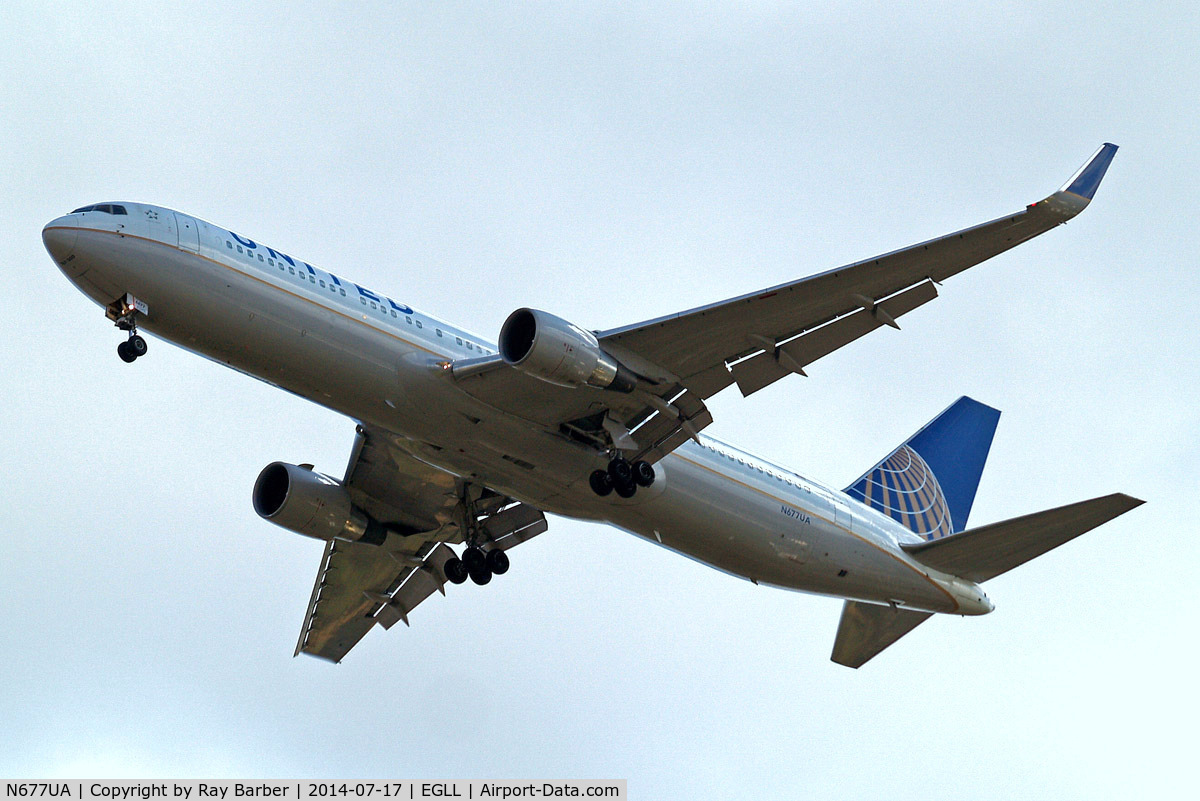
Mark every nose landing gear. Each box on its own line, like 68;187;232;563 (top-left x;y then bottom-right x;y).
590;456;656;498
106;293;149;363
117;334;148;363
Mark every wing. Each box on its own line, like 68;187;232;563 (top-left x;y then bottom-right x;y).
295;425;548;662
599;143;1119;398
450;145;1117;463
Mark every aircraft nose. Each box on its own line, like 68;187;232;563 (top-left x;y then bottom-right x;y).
42;216;79;264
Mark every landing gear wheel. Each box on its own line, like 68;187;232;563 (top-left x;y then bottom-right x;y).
486;548;510;575
589;469;614;497
614;479;637;499
127;334;148;358
444;557;469;585
632;460;656;487
462;546;487;572
117;341;136;363
608;457;633;485
467;563;492;585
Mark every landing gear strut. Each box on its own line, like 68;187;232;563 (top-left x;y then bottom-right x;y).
590;456;655;498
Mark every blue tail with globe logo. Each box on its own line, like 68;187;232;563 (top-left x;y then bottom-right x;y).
843;396;1001;540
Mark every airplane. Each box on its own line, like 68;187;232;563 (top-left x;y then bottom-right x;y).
41;143;1141;668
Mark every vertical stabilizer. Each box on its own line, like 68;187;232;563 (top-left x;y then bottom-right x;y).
844;397;1000;539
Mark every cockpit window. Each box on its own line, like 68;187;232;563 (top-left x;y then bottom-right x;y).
70;204;127;215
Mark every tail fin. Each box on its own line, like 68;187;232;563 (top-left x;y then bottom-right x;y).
844;396;1000;540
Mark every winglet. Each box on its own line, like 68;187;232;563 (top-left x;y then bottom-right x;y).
1059;142;1119;200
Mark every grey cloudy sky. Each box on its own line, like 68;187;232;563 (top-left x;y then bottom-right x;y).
1;1;1196;797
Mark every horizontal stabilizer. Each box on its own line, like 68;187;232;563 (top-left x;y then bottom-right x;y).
831;601;932;669
903;493;1144;583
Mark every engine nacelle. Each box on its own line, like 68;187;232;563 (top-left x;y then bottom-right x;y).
252;462;385;544
498;308;636;392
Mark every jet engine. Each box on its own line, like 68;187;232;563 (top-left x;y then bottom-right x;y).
252;461;386;544
498;308;636;392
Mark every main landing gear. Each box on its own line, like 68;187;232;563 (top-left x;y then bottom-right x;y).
106;293;148;363
443;546;510;586
589;456;655;498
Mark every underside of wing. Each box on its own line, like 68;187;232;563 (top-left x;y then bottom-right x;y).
294;426;547;662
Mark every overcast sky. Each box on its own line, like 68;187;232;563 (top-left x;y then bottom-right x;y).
1;2;1196;797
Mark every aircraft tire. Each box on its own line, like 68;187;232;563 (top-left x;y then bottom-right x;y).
486;548;509;575
468;563;492;585
614;479;637;499
128;335;148;358
117;341;137;363
462;546;487;572
608;457;632;484
444;557;469;585
632;460;655;487
589;469;614;496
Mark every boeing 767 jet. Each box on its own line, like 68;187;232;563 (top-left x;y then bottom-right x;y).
42;143;1140;666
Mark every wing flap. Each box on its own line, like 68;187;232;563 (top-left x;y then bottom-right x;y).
902;493;1144;583
296;536;433;661
373;543;455;630
729;279;939;396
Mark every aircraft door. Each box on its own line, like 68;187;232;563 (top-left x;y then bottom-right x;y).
832;498;854;532
174;213;200;252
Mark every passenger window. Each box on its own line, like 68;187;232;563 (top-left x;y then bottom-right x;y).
405;316;412;324
415;320;423;328
237;246;243;254
258;254;264;262
455;337;463;345
391;310;397;317
466;342;473;350
309;276;315;283
370;301;377;309
227;241;233;249
289;267;295;274
268;258;274;266
319;280;325;288
436;329;443;337
340;288;346;296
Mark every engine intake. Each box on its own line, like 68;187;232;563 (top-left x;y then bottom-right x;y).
253;462;386;544
499;308;636;392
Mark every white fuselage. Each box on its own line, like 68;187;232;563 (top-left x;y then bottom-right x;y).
42;203;993;617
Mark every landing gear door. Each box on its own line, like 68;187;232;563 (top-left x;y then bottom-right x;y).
175;213;200;253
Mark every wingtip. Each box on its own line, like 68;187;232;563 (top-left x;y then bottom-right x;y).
1060;142;1119;201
